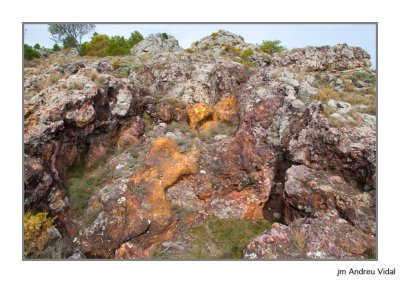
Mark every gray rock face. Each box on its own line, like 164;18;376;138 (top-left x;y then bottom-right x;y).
111;89;133;117
272;43;371;71
131;33;183;56
191;29;246;52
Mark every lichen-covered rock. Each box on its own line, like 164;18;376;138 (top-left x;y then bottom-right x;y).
272;44;371;71
285;102;376;188
117;117;145;149
24;32;376;259
131;33;183;56
244;212;375;259
284;165;375;235
78;137;200;258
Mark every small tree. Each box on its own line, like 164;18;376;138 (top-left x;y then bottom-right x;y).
128;31;144;47
52;44;61;52
106;36;130;56
260;40;286;54
85;34;110;57
48;24;95;55
62;35;77;49
24;44;41;60
33;43;41;49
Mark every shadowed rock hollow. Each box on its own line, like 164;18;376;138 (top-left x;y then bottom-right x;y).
24;29;376;259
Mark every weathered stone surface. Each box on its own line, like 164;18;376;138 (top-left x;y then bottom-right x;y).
78;137;200;258
284;165;375;235
132;33;183;56
24;33;375;259
272;44;371;71
117;117;145;149
244;212;375;259
285;103;376;188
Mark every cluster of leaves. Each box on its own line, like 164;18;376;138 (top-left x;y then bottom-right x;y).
240;48;254;60
24;212;55;257
80;31;144;57
260;40;286;54
24;44;41;60
52;44;61;51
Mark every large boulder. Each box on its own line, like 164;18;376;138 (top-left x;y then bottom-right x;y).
131;33;183;56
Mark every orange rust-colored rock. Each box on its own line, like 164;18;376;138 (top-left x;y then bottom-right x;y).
186;103;214;128
79;137;200;258
213;92;239;122
187;93;239;131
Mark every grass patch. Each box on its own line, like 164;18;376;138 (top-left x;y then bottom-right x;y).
68;80;85;90
312;87;376;115
234;58;255;67
292;229;307;252
37;73;61;91
154;217;272;259
113;58;141;78
351;71;376;84
198;121;238;142
65;159;111;220
231;47;241;56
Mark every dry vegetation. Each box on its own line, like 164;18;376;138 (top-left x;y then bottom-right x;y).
312;87;376;115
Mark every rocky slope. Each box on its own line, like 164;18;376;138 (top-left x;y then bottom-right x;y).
24;30;376;259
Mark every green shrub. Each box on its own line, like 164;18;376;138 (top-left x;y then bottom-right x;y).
33;43;41;49
240;48;254;60
112;58;122;69
185;48;194;53
128;31;144;47
52;44;61;51
24;212;55;257
211;32;218;40
79;42;88;56
260;40;286;54
24;44;41;60
106;36;130;56
63;35;77;49
231;47;241;56
113;60;141;78
161;33;168;40
85;34;110;57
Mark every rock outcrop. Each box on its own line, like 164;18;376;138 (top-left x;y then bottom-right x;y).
24;29;376;259
272;43;371;71
131;33;183;56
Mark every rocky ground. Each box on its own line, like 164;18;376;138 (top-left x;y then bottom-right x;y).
24;30;376;259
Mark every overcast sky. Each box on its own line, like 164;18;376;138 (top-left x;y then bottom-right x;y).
24;24;376;68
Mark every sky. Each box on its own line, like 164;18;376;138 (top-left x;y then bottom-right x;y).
24;24;376;68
